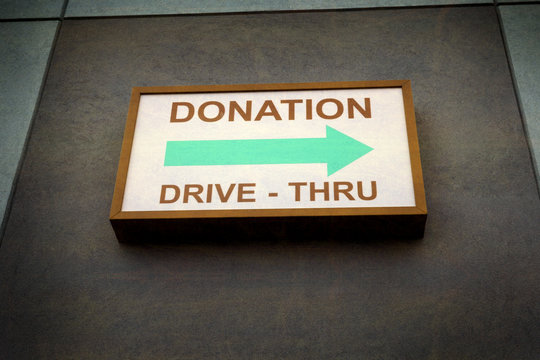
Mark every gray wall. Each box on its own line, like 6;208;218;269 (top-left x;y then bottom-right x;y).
1;5;539;359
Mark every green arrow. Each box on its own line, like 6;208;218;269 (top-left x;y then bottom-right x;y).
164;125;373;176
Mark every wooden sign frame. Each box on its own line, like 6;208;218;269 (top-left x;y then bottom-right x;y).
110;80;427;242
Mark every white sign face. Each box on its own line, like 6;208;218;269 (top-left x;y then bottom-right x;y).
111;81;426;219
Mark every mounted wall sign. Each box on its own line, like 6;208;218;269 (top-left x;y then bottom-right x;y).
110;81;427;242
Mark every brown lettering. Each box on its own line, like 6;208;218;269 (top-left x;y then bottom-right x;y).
306;99;313;120
216;184;236;202
310;182;329;201
255;100;282;121
288;182;307;201
348;98;371;119
198;101;225;122
171;102;194;122
229;101;252;121
206;184;213;203
238;183;256;202
183;184;204;203
358;181;377;200
316;98;343;120
280;99;303;120
159;185;180;203
333;182;355;201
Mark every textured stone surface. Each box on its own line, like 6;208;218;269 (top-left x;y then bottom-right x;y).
500;4;540;191
0;21;58;233
65;0;491;17
1;7;539;359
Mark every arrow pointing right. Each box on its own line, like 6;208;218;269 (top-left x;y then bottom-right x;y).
164;125;373;176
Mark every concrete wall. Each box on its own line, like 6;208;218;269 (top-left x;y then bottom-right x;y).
1;2;539;359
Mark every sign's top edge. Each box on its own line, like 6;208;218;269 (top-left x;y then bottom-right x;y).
131;80;411;95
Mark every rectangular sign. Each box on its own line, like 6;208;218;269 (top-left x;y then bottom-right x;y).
110;81;427;241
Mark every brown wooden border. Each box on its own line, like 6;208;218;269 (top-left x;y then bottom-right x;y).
110;80;427;223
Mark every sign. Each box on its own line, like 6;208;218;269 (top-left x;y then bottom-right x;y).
110;81;427;242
